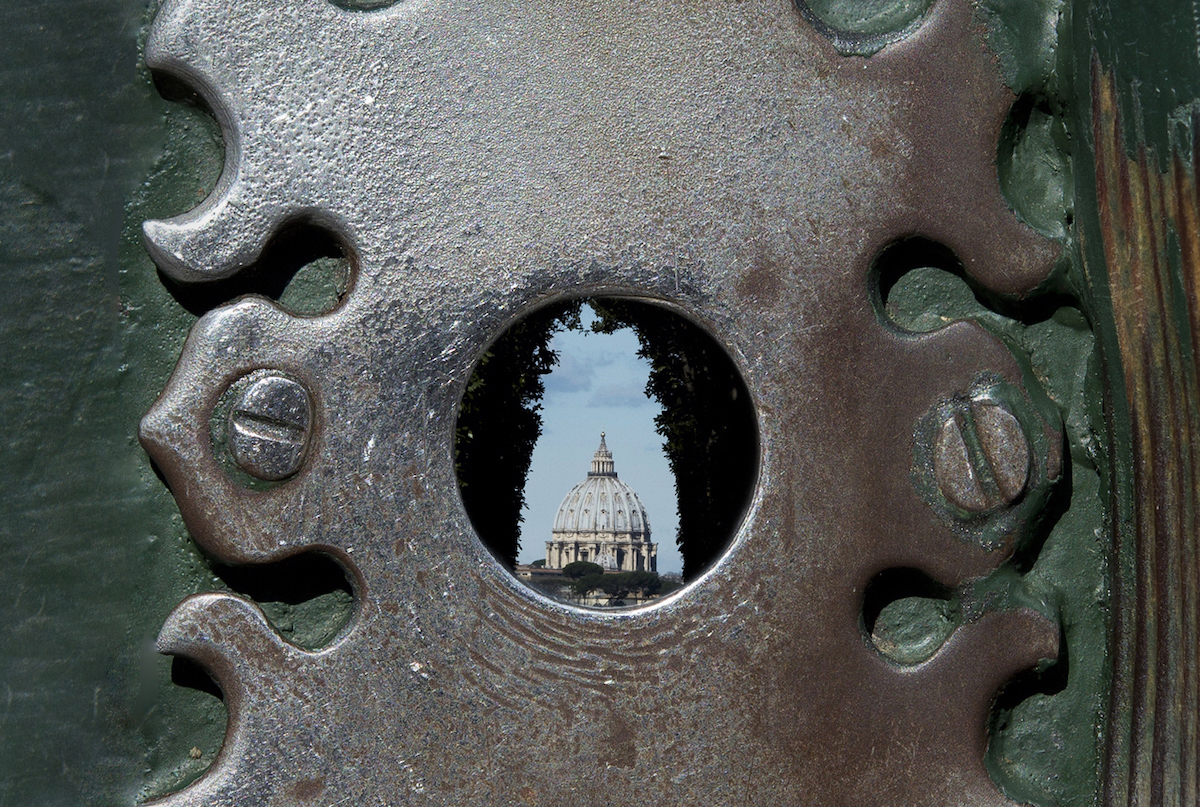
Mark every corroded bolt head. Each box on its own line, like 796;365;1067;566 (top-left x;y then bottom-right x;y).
227;374;312;481
933;400;1030;513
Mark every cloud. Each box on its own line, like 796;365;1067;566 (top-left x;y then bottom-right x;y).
544;351;596;394
587;383;651;408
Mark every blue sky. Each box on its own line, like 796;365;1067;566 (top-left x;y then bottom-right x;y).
516;304;682;574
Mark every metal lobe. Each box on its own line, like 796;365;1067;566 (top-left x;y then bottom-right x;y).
138;0;1065;804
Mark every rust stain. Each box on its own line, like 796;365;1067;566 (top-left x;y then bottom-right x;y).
289;777;326;801
1091;56;1200;807
735;260;782;306
599;712;638;769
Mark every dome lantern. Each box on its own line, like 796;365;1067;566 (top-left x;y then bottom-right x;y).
589;432;616;477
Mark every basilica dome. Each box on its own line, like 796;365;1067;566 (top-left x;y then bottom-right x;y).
547;433;656;573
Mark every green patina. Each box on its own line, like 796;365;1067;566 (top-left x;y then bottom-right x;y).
0;0;1139;804
972;2;1116;800
885;262;1108;806
870;595;960;665
802;0;932;39
0;1;359;800
977;0;1069;98
999;98;1074;241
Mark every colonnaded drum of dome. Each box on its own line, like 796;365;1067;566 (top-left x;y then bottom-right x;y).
516;433;683;607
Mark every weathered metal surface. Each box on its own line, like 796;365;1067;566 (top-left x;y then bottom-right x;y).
140;0;1066;803
934;398;1033;514
227;372;313;481
1090;60;1200;807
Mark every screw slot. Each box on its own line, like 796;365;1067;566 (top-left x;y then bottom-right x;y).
227;374;312;481
933;400;1031;514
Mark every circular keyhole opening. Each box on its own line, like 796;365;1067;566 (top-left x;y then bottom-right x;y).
455;297;759;607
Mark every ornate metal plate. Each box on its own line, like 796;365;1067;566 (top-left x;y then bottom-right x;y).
140;0;1068;803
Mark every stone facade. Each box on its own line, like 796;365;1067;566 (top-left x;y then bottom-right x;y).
546;433;657;572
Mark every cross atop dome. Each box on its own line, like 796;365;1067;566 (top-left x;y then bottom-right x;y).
589;432;616;477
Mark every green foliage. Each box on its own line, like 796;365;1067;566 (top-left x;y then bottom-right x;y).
454;300;582;567
570;570;667;599
571;573;609;596
529;559;545;568
457;297;756;580
657;578;683;596
562;560;603;579
590;300;758;579
616;570;661;595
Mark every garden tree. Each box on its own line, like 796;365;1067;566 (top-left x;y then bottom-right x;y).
454;299;582;568
456;296;756;579
562;560;604;579
571;573;610;598
590;299;758;579
530;559;545;568
657;578;683;596
616;570;661;595
571;570;666;599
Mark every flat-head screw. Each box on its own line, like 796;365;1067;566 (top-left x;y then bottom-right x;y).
933;399;1030;514
227;374;312;481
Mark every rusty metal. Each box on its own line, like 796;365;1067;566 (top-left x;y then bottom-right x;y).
934;398;1033;514
140;0;1065;803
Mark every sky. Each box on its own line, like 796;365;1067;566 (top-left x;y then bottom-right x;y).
515;304;682;574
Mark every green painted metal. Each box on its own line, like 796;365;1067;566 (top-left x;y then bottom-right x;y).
2;0;1171;803
1084;0;1200;170
0;2;353;801
803;0;933;42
